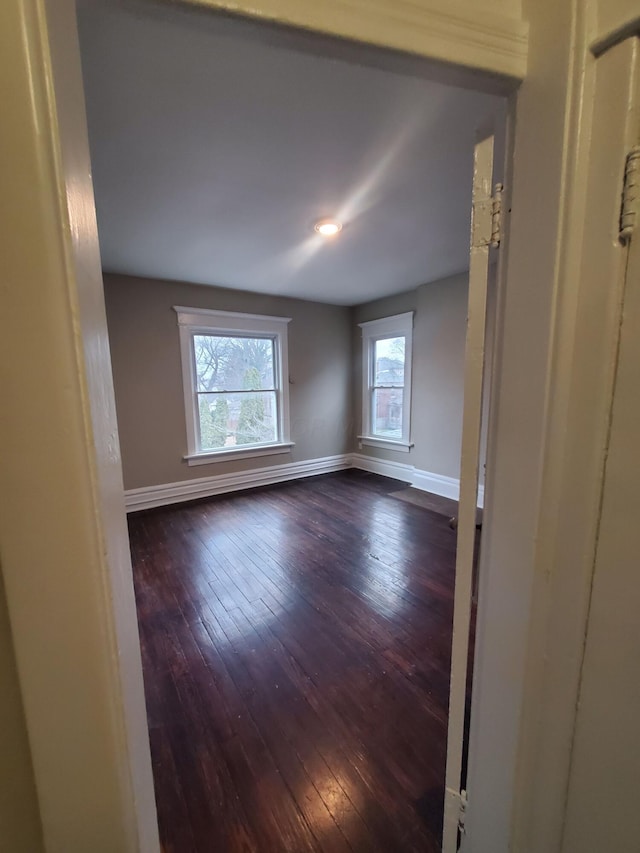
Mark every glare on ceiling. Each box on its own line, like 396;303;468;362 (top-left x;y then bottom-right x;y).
314;219;342;236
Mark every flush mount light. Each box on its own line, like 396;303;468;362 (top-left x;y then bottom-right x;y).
314;219;342;236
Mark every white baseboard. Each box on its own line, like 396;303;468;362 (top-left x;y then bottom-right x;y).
125;451;484;512
349;452;414;484
352;452;484;508
412;467;484;508
411;468;460;500
125;453;351;512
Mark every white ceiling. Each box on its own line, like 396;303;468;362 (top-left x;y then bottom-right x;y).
77;0;504;306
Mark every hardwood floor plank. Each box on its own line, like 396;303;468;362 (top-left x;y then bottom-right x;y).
129;470;456;852
251;593;442;852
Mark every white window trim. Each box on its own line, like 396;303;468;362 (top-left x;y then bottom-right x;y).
358;311;414;452
174;306;293;465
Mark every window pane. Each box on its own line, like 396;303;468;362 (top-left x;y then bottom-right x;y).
372;388;403;438
197;391;278;450
374;337;405;386
193;335;275;392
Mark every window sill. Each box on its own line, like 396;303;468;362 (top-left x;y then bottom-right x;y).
358;436;414;453
184;442;295;466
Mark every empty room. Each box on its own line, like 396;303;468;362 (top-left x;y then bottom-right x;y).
77;0;505;850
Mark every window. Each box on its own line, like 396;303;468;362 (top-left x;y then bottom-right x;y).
174;307;293;465
358;312;414;452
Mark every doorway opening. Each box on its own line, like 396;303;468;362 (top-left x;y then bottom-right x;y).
76;1;507;849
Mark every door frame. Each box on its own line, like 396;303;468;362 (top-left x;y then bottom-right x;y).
5;0;635;850
0;2;524;848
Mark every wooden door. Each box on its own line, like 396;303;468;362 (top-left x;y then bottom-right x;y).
562;36;640;853
443;131;497;853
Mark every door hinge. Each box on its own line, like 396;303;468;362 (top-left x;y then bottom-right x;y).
490;182;503;248
620;145;640;242
472;183;504;249
444;786;468;850
458;788;468;835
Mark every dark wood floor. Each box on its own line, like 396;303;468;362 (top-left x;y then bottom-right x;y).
129;470;458;853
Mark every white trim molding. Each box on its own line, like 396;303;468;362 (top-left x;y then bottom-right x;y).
174;306;292;465
358;435;414;453
412;467;485;508
349;452;414;484
125;454;351;512
351;453;485;507
412;467;461;500
187;0;528;83
126;452;485;512
359;312;414;449
173;305;293;327
184;441;294;466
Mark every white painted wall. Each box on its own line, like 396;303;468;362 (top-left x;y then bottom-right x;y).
0;570;43;853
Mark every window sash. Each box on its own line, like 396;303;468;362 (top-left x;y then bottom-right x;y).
192;332;277;393
370;385;405;438
195;389;280;452
368;334;408;440
368;336;407;392
195;388;277;396
191;335;281;451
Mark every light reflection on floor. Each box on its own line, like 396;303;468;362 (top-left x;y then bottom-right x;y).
360;498;410;619
191;505;290;645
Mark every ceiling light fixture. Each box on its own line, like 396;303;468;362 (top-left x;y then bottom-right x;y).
314;219;342;236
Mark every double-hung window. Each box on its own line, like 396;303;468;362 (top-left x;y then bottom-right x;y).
174;307;293;465
358;312;414;452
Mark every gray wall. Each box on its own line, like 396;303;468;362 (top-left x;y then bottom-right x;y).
0;567;43;853
413;274;470;478
104;274;353;490
353;271;485;482
105;270;489;491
